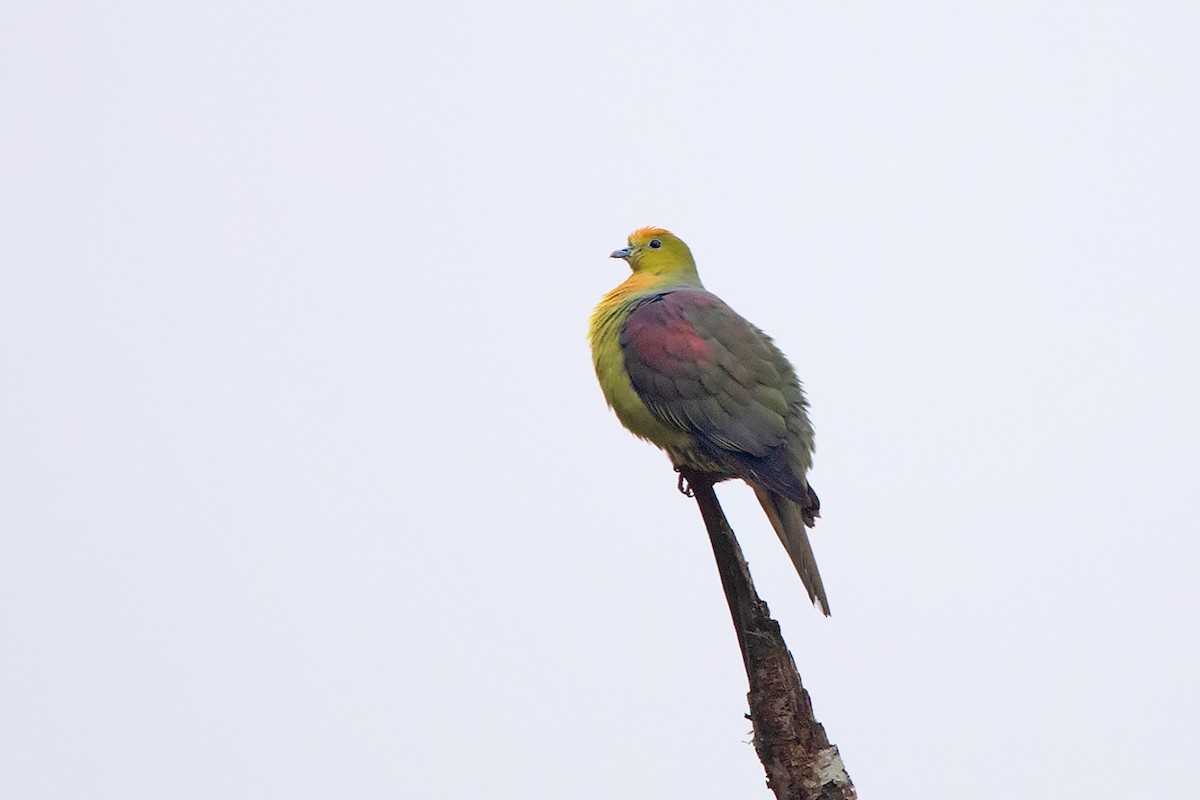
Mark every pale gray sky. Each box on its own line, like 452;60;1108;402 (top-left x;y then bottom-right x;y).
2;2;1198;798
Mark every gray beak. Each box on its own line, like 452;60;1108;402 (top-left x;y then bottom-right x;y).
610;246;634;260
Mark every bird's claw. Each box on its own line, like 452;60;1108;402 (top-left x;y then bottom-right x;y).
675;467;694;497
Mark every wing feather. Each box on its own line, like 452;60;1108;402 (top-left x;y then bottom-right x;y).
619;289;813;492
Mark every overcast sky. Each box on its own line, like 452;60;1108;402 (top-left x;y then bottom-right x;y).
3;2;1198;798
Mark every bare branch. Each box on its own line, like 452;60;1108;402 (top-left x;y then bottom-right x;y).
684;471;855;800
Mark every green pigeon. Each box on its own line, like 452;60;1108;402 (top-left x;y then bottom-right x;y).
590;226;829;615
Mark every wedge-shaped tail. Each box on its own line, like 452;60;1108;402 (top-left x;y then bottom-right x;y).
753;486;831;616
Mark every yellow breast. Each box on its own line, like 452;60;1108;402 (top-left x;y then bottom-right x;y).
588;275;694;452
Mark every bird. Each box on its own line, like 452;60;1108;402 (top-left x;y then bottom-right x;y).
589;226;830;615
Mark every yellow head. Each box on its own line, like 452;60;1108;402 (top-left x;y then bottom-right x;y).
610;227;700;281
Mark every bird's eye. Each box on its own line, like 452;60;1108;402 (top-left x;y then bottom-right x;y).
648;239;662;249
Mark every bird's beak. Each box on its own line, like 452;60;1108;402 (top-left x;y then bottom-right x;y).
610;246;634;260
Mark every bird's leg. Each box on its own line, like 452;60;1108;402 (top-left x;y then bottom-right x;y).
674;466;695;498
676;466;726;498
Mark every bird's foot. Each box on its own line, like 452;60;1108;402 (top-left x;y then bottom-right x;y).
674;467;695;498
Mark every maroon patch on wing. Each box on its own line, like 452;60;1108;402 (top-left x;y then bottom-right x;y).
625;306;714;370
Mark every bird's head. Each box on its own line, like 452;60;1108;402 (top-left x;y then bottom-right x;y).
610;227;700;281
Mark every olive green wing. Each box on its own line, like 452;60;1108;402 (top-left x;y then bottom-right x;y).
619;289;814;501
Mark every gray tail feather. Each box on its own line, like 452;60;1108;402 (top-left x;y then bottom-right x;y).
753;486;831;616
